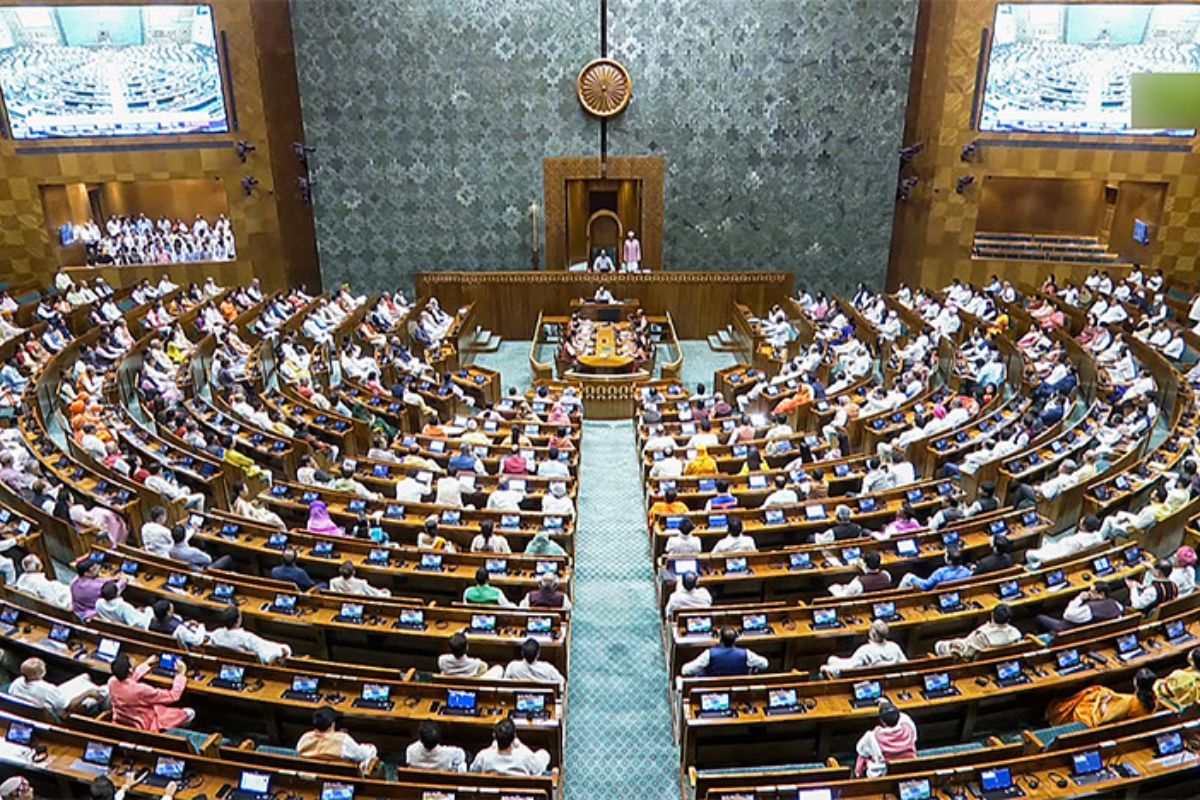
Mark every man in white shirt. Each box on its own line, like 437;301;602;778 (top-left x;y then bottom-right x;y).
438;632;504;679
14;554;71;609
502;638;565;686
762;474;798;507
934;604;1022;658
395;474;431;502
649;447;684;479
207;607;292;664
406;721;467;772
536;450;571;478
470;718;551;775
95;581;153;629
664;518;702;555
486;479;525;512
665;572;713;617
710;517;756;555
686;420;720;452
8;657;107;716
820;620;908;678
141;507;174;557
642;426;676;455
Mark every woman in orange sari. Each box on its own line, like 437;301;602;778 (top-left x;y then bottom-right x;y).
1047;668;1158;728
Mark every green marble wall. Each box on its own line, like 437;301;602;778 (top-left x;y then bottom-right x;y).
290;0;916;293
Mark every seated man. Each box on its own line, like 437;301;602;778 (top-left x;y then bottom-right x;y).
828;551;893;597
207;607;292;664
14;554;71;609
406;720;467;772
297;707;379;776
896;545;970;591
1036;583;1124;634
1025;514;1107;570
665;572;713;617
470;718;551;775
463;568;514;606
95;581;153;629
855;703;918;778
710;517;756;555
8;657;108;716
438;632;503;679
821;620;907;678
502;638;565;686
934;603;1022;659
107;653;193;732
681;626;768;676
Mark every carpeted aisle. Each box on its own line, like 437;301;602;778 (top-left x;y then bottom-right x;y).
564;419;678;799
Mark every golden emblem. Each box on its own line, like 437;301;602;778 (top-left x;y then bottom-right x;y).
576;58;632;118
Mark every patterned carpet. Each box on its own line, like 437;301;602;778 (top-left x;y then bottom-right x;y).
565;420;678;800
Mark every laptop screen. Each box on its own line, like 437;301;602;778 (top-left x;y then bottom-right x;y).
239;772;271;794
672;559;698;576
899;779;932;800
726;557;748;573
765;509;785;525
400;609;425;627
790;553;811;569
700;692;730;713
527;616;553;633
1168;620;1187;640
97;638;121;660
214;583;235;599
1157;731;1185;757
813;608;837;626
158;654;178;673
50;624;71;643
768;688;798;709
83;741;113;766
486;558;508;573
5;723;32;745
155;757;186;779
1117;634;1140;654
1073;750;1103;776
1057;649;1081;669
686;616;713;635
997;661;1022;682
938;592;961;611
274;594;297;611
873;602;896;620
924;673;951;693
516;693;545;714
340;603;364;620
980;768;1012;791
999;580;1020;598
896;539;918;557
419;554;443;569
805;505;827;520
291;675;319;694
742;613;767;632
447;690;477;711
853;680;882;702
362;683;390;702
320;784;354;800
471;614;496;631
219;665;245;683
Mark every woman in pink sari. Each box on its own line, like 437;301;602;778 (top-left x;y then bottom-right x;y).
307;500;344;536
855;703;918;777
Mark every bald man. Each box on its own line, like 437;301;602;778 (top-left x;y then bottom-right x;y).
8;657;108;716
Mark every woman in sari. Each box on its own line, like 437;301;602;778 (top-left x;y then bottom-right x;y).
1047;668;1158;727
684;446;718;477
306;500;344;536
1157;648;1200;707
524;529;567;558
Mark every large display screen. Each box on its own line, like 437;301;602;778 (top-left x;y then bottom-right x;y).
0;5;228;140
980;4;1200;136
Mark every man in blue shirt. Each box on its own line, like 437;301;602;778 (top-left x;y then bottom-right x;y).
448;442;484;474
270;548;318;591
680;626;769;677
896;545;971;591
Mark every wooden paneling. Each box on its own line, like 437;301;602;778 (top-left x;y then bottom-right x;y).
62;260;257;292
0;0;318;294
415;271;793;340
888;0;1200;291
976;177;1105;236
1110;181;1168;264
99;178;229;222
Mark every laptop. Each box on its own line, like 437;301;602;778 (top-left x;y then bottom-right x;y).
834;464;851;478
922;672;959;700
698;691;733;718
500;515;520;530
873;601;900;622
858;497;877;513
685;616;713;636
842;546;862;563
418;553;444;571
906;489;923;503
1045;569;1068;590
813;608;840;630
95;637;121;662
995;660;1030;688
748;474;768;491
1091;556;1113;576
708;514;728;531
526;616;553;636
70;741;115;776
313;541;335;557
367;548;390;566
977;766;1024;800
516;692;549;719
1166;619;1193;645
725;557;750;575
789;552;813;570
698;478;717;493
166;573;188;589
232;771;272;800
989;520;1008;535
896;538;919;558
997;580;1023;600
941;530;960;546
47;624;72;647
1157;731;1185;758
804;505;827;521
741;613;768;634
0;608;18;634
212;583;236;602
470;614;497;633
283;675;321;702
152;653;180;678
386;504;406;519
211;664;246;691
756;687;799;717
396;608;426;630
664;516;683;531
320;783;354;800
354;683;393;710
5;722;32;746
851;680;884;709
144;756;186;788
336;603;365;624
1126;547;1143;565
271;594;298;614
672;559;699;577
120;561;138;576
1071;749;1110;786
1116;633;1145;663
764;508;785;526
440;510;461;525
485;558;509;574
938;591;964;613
899;778;932;800
266;533;288;550
443;689;479;716
1056;648;1089;676
535;560;559;575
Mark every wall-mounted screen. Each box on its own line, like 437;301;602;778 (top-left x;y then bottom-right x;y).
0;5;228;140
980;4;1200;136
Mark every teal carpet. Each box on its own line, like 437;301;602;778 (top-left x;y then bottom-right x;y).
679;340;737;390
565;420;678;799
471;340;534;393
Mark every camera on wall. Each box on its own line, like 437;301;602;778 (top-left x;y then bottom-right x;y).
241;176;259;196
955;175;975;194
235;140;256;163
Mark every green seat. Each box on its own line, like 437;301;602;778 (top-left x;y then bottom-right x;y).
256;744;299;757
696;762;827;778
917;742;984;758
1030;722;1087;747
164;727;212;754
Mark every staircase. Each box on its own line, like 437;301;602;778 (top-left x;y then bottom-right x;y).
707;324;742;352
463;325;502;354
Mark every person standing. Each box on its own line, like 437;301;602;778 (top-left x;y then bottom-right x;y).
622;230;642;272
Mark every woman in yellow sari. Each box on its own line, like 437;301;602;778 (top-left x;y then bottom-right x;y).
1047;668;1158;728
1156;648;1200;707
683;445;718;477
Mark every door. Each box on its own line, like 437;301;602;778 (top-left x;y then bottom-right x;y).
586;210;621;269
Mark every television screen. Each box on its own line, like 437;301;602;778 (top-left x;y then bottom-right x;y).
0;5;229;140
980;4;1200;135
1133;218;1151;244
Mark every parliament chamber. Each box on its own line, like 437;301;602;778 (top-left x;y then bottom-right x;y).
1;1;1200;800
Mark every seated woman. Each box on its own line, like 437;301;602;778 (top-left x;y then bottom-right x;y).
1156;647;1200;707
1048;668;1158;728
